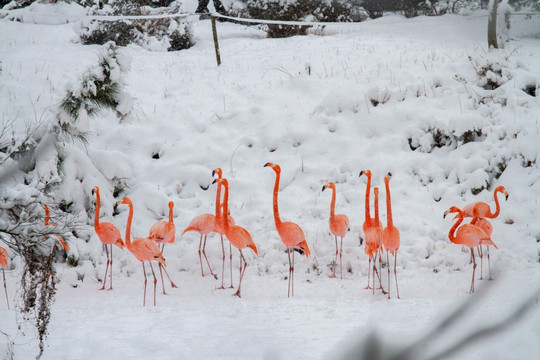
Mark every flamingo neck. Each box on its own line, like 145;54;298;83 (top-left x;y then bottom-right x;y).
364;174;372;222
124;200;133;250
221;182;229;232
215;181;222;218
272;171;282;226
374;190;380;225
94;190;101;228
329;186;336;220
44;205;51;226
168;204;174;224
491;189;502;218
385;178;393;227
448;210;463;243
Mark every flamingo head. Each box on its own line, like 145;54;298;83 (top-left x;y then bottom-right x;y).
359;169;371;178
264;162;280;174
115;238;126;250
495;185;509;200
385;172;392;182
116;197;132;207
444;206;462;219
168;201;174;210
212;168;222;179
322;182;335;192
92;186;99;195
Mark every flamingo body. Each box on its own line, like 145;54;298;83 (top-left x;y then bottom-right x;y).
1;246;9;309
265;162;310;297
117;197;165;306
92;186;125;290
214;178;257;297
461;185;509;219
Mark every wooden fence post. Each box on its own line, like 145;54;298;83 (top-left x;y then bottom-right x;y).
211;16;221;66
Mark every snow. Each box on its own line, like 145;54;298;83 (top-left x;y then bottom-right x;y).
1;2;540;360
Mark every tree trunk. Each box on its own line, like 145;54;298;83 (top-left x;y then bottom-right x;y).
487;0;499;49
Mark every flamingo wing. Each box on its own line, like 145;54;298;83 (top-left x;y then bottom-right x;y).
382;225;400;254
96;222;122;245
0;247;8;267
150;221;175;244
228;226;258;255
455;224;489;247
181;214;215;236
131;238;166;265
330;214;349;237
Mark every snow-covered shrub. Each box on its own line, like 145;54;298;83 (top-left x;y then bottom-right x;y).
233;0;366;38
59;41;132;136
79;2;194;51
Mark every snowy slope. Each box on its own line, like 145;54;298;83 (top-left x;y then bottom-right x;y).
1;3;540;359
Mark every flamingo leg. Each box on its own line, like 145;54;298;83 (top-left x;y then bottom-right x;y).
198;234;205;276
217;235;225;289
394;251;400;299
149;262;158;306
142;262;147;307
339;236;343;280
469;248;477;293
387;251;391;299
377;249;386;294
234;250;248;298
487;246;493;280
201;235;217;278
287;248;292;297
330;236;338;278
2;268;9;310
365;256;373;290
159;244;177;290
108;245;114;290
229;242;234;288
100;244;110;290
291;249;295;297
478;246;484;280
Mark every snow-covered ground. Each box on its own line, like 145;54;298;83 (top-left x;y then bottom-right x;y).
1;2;540;359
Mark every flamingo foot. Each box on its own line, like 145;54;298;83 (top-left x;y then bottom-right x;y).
215;285;226;290
233;290;241;298
364;285;373;290
328;274;337;279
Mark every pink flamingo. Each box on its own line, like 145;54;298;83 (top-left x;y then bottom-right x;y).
0;246;9;309
92;186;125;290
444;206;497;293
359;170;384;293
322;182;349;279
462;186;508;280
181;179;220;278
44;204;69;252
148;201;178;294
117;197;166;306
212;168;236;289
265;162;310;297
382;173;400;299
214;178;258;297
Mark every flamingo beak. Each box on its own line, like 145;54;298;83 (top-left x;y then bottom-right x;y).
359;170;364;177
264;163;270;167
91;188;95;195
505;193;509;201
212;179;217;184
322;185;326;192
212;170;215;177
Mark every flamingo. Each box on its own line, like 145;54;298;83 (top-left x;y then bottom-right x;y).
444;206;497;293
214;178;258;297
148;201;178;294
470;215;494;280
44;204;69;252
359;170;384;293
461;185;509;219
462;185;508;280
0;246;9;309
382;173;400;299
322;182;349;279
265;162;310;297
92;186;125;290
212;168;236;289
117;197;166;306
181;179;219;279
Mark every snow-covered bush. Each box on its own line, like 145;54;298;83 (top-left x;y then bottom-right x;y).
79;2;194;51
59;41;133;135
233;0;366;38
